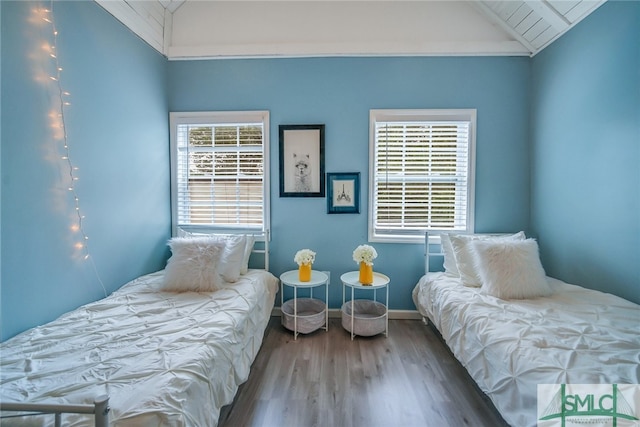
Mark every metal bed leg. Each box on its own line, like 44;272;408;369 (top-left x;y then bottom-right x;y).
1;395;109;426
94;395;110;427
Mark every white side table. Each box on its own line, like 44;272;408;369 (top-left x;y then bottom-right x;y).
340;271;390;340
280;270;329;340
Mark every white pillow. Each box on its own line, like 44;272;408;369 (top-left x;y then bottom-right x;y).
176;227;190;237
172;231;254;279
472;238;552;299
449;232;525;287
240;235;255;275
217;235;246;282
163;237;226;292
440;233;459;277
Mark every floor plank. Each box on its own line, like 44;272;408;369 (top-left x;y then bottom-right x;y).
219;317;509;427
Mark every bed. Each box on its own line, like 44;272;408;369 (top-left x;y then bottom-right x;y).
412;232;640;427
0;231;278;426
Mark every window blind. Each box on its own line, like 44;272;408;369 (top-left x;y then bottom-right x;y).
370;110;475;242
172;112;269;232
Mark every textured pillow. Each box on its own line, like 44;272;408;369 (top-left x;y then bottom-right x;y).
163;237;226;292
472;238;552;299
440;233;459;277
449;232;525;287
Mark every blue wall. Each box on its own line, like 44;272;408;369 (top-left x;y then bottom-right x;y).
0;1;171;340
530;1;640;304
3;0;637;341
168;56;531;311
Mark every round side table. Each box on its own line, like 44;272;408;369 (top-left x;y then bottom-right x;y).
280;270;330;339
340;271;390;340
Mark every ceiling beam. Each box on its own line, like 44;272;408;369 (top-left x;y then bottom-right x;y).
523;0;570;32
472;1;536;55
158;0;185;14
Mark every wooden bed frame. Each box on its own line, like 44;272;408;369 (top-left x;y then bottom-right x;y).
0;229;270;426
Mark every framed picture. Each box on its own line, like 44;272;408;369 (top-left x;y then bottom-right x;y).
327;172;360;214
279;124;325;197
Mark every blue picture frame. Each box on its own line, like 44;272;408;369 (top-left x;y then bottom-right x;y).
279;124;325;197
327;172;360;214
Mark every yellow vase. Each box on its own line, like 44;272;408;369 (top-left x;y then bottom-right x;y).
359;262;373;285
299;263;312;282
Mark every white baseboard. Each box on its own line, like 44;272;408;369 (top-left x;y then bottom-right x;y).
272;307;422;320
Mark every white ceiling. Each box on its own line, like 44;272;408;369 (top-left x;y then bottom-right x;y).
95;0;606;59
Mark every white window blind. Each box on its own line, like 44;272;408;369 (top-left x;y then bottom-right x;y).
170;111;270;235
369;109;475;243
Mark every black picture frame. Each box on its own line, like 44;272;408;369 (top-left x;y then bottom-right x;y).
327;172;360;214
279;124;325;197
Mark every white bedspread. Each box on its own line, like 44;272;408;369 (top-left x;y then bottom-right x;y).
1;269;278;426
412;272;640;427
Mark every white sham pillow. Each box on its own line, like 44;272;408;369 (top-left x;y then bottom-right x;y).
176;227;190;237
172;231;254;280
472;238;552;299
440;233;459;277
217;235;247;282
449;232;526;287
163;237;226;292
240;235;255;275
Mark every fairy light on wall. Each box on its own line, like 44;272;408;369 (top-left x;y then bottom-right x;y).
40;1;107;296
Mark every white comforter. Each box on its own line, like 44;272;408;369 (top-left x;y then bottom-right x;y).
1;269;278;426
412;272;640;427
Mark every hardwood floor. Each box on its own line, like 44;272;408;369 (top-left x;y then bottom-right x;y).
219;317;509;427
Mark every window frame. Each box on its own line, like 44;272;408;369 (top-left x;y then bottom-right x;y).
169;111;270;237
368;109;476;244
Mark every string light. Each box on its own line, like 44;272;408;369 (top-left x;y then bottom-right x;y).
42;2;107;296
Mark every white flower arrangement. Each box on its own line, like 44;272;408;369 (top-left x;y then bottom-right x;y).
294;249;316;266
352;244;377;266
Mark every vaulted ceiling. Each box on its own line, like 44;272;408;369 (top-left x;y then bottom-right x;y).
95;0;606;59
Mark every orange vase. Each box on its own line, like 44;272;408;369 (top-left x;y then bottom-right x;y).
359;262;373;285
299;263;312;282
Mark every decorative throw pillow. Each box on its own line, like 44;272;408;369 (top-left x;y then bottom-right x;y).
162;237;226;292
449;232;525;287
472;238;552;299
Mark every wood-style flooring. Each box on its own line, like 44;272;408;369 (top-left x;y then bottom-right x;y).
218;317;509;427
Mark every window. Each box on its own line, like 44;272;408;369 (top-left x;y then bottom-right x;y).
369;109;476;243
170;111;270;235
